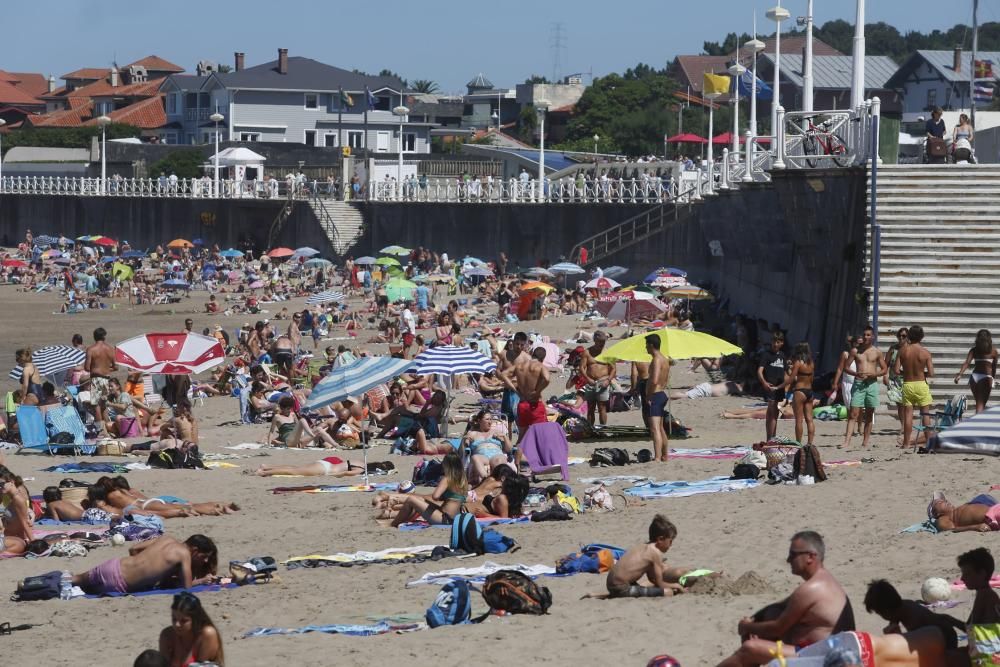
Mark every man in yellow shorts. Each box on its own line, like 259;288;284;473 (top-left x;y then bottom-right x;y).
893;325;935;450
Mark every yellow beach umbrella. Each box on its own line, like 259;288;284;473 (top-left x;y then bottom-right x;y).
167;238;194;249
596;328;741;363
520;280;555;294
665;285;714;300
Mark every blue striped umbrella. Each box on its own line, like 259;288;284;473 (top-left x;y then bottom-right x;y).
550;262;585;275
304;357;416;410
306;290;346;305
33;235;60;248
412;345;496;376
355;256;377;265
928;401;997;455
9;345;85;381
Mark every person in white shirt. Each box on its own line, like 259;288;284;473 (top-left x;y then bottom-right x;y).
400;301;417;358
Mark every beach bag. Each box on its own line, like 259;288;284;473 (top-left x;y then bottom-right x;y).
481;570;552;615
731;463;761;480
116;416;141;438
590;447;630;467
482;529;517;554
792;444;827;482
12;571;62;601
426;579;473;628
738;450;768;470
50;431;75;445
607;392;630;413
146;446;206;470
927;137;947;157
450;511;484;555
556;544;624;574
412;458;444;486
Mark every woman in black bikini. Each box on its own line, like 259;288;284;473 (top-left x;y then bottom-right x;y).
954;329;998;414
785;342;816;446
462;474;530;519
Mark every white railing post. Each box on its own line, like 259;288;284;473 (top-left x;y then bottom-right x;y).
720;148;730;190
870;96;881;165
692;167;703;200
773;105;787;170
743;131;754;182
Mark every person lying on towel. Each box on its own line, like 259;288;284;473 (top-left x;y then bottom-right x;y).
928;492;1000;532
73;534;218;595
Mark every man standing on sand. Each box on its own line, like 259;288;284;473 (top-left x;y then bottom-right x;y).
842;325;887;450
580;331;614;426
894;324;935;450
717;531;855;667
757;333;787;441
72;534;217;595
499;332;530;427
646;334;670;462
631;359;650;429
84;327;117;436
501;346;551;466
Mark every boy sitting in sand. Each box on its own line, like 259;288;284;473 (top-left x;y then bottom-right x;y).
605;514;687;598
959;547;1000;665
863;579;963;649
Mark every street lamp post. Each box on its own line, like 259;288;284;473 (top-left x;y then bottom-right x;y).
593;134;600;162
745;25;766;138
767;2;790;137
96;115;111;195
0;118;6;191
392;104;409;200
728;59;746;159
491;110;500;145
535;99;550;201
210;109;224;197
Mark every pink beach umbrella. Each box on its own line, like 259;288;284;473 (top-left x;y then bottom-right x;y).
115;332;226;375
596;290;668;321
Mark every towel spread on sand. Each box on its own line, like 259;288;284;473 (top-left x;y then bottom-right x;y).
398;516;531;531
42;462;130;474
225;443;326;451
579;475;651;486
270;482;400;494
405;561;556;587
83;582;240;599
900;520;939;534
283;545;451;569
624;476;759;498
244;620;425;638
668;447;750;459
204;461;239;469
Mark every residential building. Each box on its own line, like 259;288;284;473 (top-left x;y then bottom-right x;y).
407;93;463;128
161;49;431;153
885;48;1000;117
757;53;902;114
462;73;518;131
0;71;48;127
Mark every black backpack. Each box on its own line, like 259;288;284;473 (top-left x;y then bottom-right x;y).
792;445;827;482
590;447;630;467
12;571;62;601
481;570;552;615
731;463;761;480
147;446;206;470
412;458;444;486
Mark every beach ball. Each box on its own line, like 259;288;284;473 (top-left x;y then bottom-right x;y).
921;577;952;603
398;480;415;494
647;656;680;667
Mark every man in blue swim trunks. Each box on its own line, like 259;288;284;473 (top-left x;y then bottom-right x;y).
499;332;530;425
645;334;670;462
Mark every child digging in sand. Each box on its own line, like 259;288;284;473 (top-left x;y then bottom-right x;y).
606;514;688;598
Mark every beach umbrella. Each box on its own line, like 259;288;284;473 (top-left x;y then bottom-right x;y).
380;245;411;256
293;247;320;257
100;256;118;263
413;273;452;284
595;291;668;321
306;290;346;305
462;256;487;266
928;403;998;455
115;332;226;375
161;278;190;289
305;356;415;410
122;250;147;259
8;345;86;381
167;238;194;249
596;328;742;363
92;237;117;247
33;235;59;247
665;285;714;301
463;266;494;277
248;280;265;289
355;256;376;265
602;266;628;279
219;248;244;258
112;262;133;281
585;276;621;291
412;345;497;376
549;262;585;275
375;256;401;267
520;280;555;294
267;247;294;258
385;277;416;303
304;258;332;269
523;267;555;279
53;257;71;266
41;249;62;260
2;259;27;268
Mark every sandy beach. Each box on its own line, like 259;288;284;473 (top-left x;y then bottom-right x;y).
0;284;987;667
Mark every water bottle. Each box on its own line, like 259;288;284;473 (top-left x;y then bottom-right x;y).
59;570;73;601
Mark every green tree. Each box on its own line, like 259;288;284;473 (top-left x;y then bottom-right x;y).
523;75;550;84
0;123;141;155
378;69;407;88
411;79;439;94
216;64;232;73
149;149;206;179
703;32;751;56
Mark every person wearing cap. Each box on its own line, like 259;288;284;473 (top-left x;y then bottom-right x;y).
579;331;614;425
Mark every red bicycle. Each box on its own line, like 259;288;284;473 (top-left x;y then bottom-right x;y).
802;117;852;168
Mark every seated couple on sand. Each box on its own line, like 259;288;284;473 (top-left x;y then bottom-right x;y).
70;534;218;596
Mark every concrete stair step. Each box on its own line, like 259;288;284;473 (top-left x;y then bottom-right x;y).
877;292;1000;303
877;256;1000;266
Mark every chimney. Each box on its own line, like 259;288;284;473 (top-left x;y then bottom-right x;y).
110;68;118;87
235;52;245;72
954;46;963;73
278;48;288;75
47;75;56;93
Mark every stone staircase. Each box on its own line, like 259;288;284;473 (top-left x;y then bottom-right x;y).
867;164;1000;404
309;199;365;257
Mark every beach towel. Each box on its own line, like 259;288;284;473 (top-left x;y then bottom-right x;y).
283;545;454;569
243;620;425;638
398;516;531;531
225;443;325;451
669;447;749;459
42;462;130;474
579;475;650;486
901;519;940;534
406;561;557;588
270;482;399;494
84;582;240;599
625;476;759;499
519;422;569;481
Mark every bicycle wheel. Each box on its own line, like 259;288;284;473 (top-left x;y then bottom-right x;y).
828;134;853;167
802;135;819;168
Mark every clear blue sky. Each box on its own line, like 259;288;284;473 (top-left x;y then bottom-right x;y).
2;0;987;93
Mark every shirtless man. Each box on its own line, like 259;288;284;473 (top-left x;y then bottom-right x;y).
498;332;530;426
245;321;266;362
287;315;302;355
631;360;651;428
270;334;296;381
500;347;551;458
646;335;671;462
84;327;117;435
893;325;935;450
928;492;1000;533
580;330;614;425
842;325;888;450
72;534;218;595
717;531;855;667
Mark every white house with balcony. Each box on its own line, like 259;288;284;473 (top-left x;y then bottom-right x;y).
159;49;431;153
885;47;1000;118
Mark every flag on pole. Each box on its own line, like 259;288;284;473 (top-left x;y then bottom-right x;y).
738;69;773;101
975;59;994;79
703;72;731;97
974;82;994;106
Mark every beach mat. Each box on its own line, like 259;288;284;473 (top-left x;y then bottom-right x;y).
625;476;758;499
83;582;240;599
41;462;132;474
398;515;530;531
244;620;425;638
669;446;749;459
405;561;557;587
283;545;454;570
271;482;399;494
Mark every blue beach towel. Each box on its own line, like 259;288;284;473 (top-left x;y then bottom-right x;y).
624;476;759;499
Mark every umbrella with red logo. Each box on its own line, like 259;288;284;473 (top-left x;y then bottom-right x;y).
596;290;668;321
115;332;226;375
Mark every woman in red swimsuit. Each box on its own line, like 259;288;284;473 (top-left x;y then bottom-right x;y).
251;456;368;477
159;591;224;666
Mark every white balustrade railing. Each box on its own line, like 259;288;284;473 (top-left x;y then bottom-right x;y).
0;176;345;200
366;176;683;204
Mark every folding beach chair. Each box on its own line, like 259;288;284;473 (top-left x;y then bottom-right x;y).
914;394;967;450
15;405;93;455
43;404;96;455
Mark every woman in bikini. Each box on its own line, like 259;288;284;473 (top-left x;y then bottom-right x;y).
954;329;998;414
251;455;374;477
1;466;34;555
267;396;298;446
106;477;239;517
435;312;453;345
462;410;512;485
159;591;225;667
15;347;44;406
785;342;816;446
462;473;529;519
390;452;466;527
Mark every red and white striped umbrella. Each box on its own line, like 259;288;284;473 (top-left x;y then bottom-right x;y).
596;290;668;321
584;276;621;291
115;332;225;375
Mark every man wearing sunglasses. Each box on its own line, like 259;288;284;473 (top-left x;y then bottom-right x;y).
717;531;855;666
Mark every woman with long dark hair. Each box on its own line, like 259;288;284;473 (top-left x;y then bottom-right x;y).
784;342;816;446
955;329;999;413
159;591;224;666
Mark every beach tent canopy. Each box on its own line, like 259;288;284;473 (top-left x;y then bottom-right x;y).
205;147;266;166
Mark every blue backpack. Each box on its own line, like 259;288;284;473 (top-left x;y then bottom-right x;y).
450;512;484;554
425;579;472;628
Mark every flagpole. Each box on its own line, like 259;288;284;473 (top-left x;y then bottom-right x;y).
750;14;759;137
972;0;979;127
338;86;344;151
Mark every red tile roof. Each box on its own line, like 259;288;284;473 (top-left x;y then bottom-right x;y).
30;101;94;127
671;56;734;96
0;79;44;106
6;72;50;98
61;67;112;81
126;55;183;73
84;95;165;129
71;77;162;99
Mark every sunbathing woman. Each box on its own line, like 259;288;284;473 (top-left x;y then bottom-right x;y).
92;480;195;519
785;342;817;446
1;466;34;555
108;477;239;517
722;404;795;420
159;591;225;667
267;396;298;446
42;486;84;521
462;474;530;519
462;410;513;485
252;455;373;477
390;452;466;527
